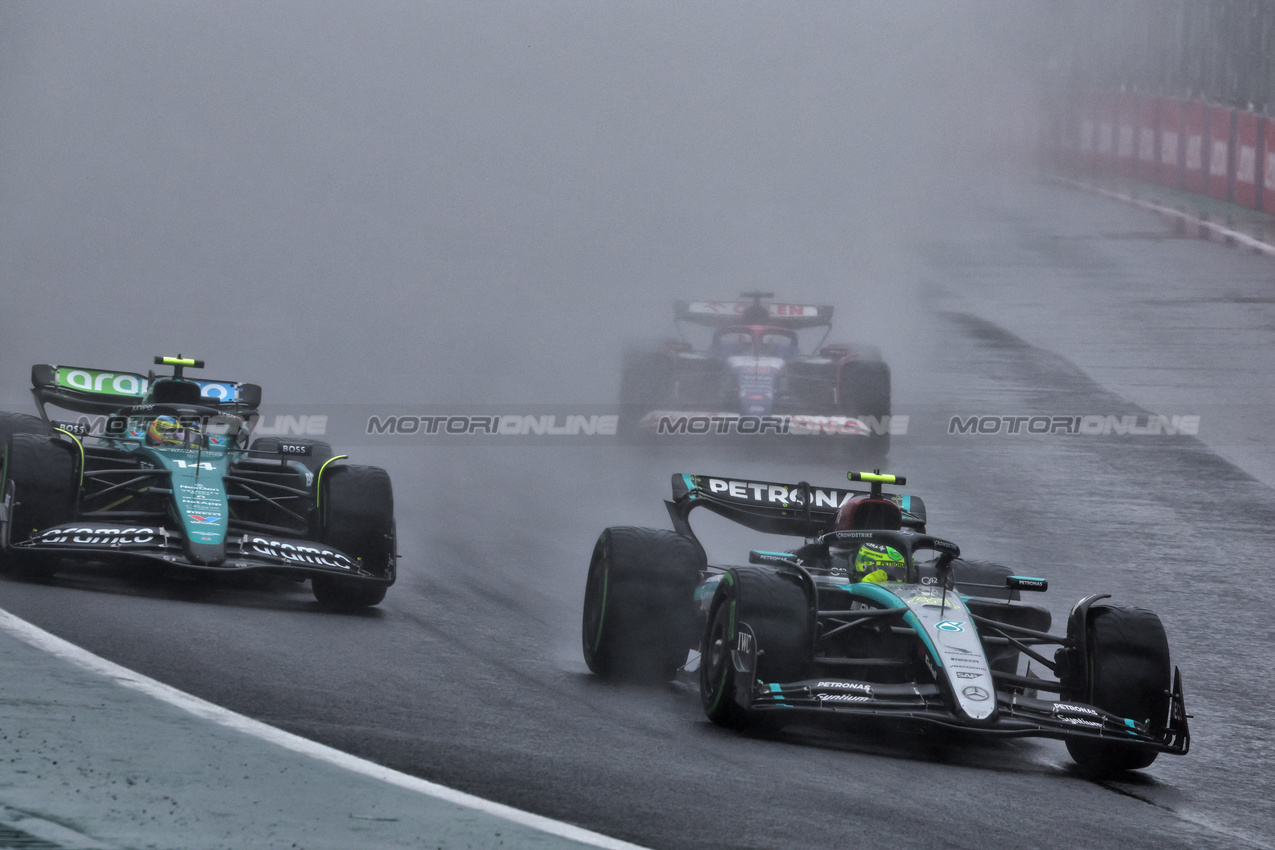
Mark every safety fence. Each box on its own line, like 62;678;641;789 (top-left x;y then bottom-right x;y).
1044;0;1275;116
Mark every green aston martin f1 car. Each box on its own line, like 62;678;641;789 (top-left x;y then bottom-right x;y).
0;356;395;609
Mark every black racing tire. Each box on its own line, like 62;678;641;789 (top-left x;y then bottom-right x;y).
2;433;78;579
249;437;335;476
0;412;55;441
951;559;1019;602
312;464;395;610
837;359;891;459
837;358;891;418
582;526;703;681
618;351;676;435
1065;605;1172;774
700;566;813;730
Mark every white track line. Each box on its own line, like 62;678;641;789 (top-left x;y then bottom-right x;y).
1050;175;1275;259
0;607;648;850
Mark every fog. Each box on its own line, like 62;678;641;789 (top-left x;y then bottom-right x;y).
9;9;1275;844
0;2;1047;407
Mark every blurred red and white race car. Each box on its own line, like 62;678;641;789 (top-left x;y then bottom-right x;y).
620;292;894;458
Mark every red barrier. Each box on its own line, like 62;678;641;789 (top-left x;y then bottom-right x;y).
1049;102;1073;171
1264;116;1275;212
1206;105;1234;202
1117;93;1138;176
1097;93;1119;173
1072;96;1095;171
1158;98;1183;188
1182;100;1207;194
1054;96;1081;172
1050;93;1275;214
1135;96;1159;182
1075;95;1097;170
1234;110;1261;209
1082;93;1118;174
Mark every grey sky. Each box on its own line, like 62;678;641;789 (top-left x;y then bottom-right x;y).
0;2;1047;404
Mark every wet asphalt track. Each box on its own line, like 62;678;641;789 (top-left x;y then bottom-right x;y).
2;182;1274;849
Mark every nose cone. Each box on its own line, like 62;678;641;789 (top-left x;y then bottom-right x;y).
183;539;226;567
740;394;769;416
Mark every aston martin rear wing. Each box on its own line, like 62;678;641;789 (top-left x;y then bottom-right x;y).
665;473;926;539
674;300;833;330
31;364;262;417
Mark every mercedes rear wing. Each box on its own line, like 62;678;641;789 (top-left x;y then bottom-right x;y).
665;473;926;539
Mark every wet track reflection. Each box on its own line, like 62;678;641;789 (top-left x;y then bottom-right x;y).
3;183;1274;847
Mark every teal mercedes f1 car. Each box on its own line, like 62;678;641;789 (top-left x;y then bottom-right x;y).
581;471;1189;774
0;356;395;609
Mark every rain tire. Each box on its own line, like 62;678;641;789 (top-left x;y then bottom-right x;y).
1065;605;1172;774
2;433;77;579
581;526;703;681
312;464;395;610
700;566;813;730
836;359;891;459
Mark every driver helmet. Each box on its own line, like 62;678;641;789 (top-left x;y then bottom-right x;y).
147;415;182;446
853;541;906;583
759;333;794;358
147;415;202;447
